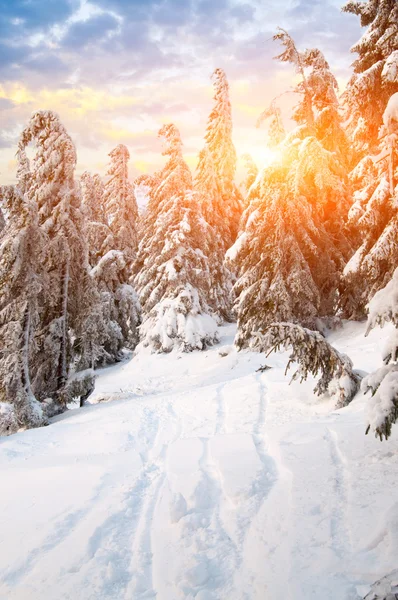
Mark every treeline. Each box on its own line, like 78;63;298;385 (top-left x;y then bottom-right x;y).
1;0;398;439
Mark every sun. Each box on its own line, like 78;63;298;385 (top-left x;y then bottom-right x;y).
250;146;281;169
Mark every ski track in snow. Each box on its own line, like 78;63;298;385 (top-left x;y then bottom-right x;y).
1;322;398;600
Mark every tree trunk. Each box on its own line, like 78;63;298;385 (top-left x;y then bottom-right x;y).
57;259;70;392
21;302;33;399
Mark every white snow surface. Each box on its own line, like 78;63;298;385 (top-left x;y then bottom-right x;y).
1;321;398;600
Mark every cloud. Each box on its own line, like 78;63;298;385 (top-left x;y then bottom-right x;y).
0;0;77;40
0;0;365;185
0;98;15;110
61;13;120;49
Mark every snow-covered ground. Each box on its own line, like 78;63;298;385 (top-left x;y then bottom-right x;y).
1;322;398;600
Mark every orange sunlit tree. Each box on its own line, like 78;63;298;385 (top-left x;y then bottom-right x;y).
229;30;351;349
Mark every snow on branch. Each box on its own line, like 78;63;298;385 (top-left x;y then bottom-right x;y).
254;323;360;408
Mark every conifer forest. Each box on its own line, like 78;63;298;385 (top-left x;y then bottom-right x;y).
1;1;398;599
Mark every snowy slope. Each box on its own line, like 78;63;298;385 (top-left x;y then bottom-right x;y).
1;322;398;600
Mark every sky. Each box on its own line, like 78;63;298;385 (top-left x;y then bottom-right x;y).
0;0;363;186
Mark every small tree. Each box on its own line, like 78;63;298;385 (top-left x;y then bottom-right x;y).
135;124;218;352
92;250;141;363
104;144;139;265
255;323;360;409
0;186;47;433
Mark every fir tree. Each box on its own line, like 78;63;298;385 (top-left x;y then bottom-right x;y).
135;124;218;352
103;144;139;265
92;250;141;362
230;101;349;348
203;68;243;249
81;171;114;267
341;98;398;318
0;186;47;433
195;145;233;322
363;267;398;440
271;32;352;257
17;110;97;406
342;0;398;155
81;171;141;363
228;159;321;349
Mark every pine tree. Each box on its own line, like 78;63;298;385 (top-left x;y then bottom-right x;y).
341;98;398;318
92;250;141;362
0;186;47;434
363;267;398;440
203;68;243;249
230;40;351;349
228;159;322;349
17;110;97;406
339;0;398;318
342;0;398;155
195;145;233;322
103;144;138;265
81;171;140;363
135;124;218;352
81;171;114;267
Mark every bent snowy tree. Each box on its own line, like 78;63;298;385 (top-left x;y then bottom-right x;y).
254;323;360;408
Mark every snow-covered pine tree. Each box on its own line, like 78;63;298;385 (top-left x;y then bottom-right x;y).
341;97;398;319
203;68;243;249
135;124;218;352
363;267;398;440
81;171;140;363
195;145;233;322
17;111;97;407
92;250;140;362
81;171;114;267
230;35;351;348
103;144;139;265
342;0;398;155
302;48;351;167
228;157;327;349
256;323;360;408
0;185;47;434
273;33;352;250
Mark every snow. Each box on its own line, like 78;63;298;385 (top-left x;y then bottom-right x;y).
1;321;398;599
225;231;247;262
382;52;398;84
367;267;398;330
382;92;398;132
